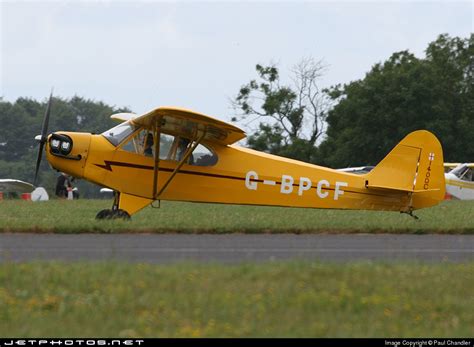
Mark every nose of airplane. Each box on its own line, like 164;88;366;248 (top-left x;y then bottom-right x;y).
45;132;92;179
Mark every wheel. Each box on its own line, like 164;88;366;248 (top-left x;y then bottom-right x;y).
112;209;131;220
96;209;112;220
95;209;131;220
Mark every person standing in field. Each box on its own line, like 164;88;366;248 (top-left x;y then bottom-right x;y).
55;172;73;199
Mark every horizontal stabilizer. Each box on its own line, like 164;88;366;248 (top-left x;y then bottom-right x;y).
366;183;440;193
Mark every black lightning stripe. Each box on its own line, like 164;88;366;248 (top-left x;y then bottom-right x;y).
94;160;393;198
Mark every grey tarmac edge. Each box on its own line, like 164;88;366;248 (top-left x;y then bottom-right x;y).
0;234;473;263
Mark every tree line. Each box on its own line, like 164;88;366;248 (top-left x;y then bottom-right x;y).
0;33;471;198
0;96;129;197
233;33;473;167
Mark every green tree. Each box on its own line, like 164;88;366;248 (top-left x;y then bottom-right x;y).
319;34;473;168
232;58;329;163
0;95;130;198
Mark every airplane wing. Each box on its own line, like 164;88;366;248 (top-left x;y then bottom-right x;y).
0;179;34;193
110;113;138;122
446;163;474;174
131;106;246;145
444;163;461;168
443;163;474;170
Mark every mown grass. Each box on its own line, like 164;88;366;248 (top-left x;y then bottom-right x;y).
0;199;473;234
0;261;472;337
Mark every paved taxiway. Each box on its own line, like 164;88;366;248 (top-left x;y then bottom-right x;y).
0;234;473;263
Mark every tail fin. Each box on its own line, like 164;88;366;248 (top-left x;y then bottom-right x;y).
365;130;445;210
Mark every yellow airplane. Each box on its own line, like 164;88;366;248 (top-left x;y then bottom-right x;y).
34;94;446;219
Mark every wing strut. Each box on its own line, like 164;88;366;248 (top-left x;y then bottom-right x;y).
153;130;206;200
152;117;162;199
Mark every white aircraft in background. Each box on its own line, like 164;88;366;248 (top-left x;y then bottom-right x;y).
0;179;49;201
444;163;474;200
336;166;375;174
0;179;34;194
100;187;114;198
444;163;461;172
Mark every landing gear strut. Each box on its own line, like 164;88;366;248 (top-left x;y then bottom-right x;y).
95;191;131;220
400;209;419;220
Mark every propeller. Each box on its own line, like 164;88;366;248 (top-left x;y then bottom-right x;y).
34;90;53;186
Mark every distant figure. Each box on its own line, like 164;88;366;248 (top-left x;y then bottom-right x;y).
55;172;73;199
144;133;154;157
72;187;80;199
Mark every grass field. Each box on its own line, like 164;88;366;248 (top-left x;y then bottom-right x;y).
1;200;472;337
0;261;472;337
0;199;473;233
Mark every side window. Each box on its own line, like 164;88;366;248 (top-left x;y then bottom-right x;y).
159;134;174;160
193;144;218;166
166;137;218;166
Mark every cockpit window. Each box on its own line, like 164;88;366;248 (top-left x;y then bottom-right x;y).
120;130;174;159
119;128;218;166
452;165;468;178
102;122;137;146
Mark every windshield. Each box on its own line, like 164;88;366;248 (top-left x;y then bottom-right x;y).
102;122;137;146
450;164;469;179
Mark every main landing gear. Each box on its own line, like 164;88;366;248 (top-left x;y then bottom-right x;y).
95;192;131;220
400;209;419;220
96;209;130;220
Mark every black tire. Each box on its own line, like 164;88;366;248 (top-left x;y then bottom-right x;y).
95;209;112;220
95;209;131;220
112;209;131;220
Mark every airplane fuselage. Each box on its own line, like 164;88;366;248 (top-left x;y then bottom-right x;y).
445;173;474;200
47;132;414;213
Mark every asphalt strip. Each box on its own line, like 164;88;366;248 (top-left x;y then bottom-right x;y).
0;234;473;263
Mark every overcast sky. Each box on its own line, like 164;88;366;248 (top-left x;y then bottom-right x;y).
1;0;472;125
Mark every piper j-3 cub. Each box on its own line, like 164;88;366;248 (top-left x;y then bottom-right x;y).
34;94;446;219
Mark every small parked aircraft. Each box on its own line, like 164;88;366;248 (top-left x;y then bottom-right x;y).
444;163;474;200
0;179;34;195
34;93;446;219
0;179;49;201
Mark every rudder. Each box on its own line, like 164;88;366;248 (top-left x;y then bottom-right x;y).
365;130;445;210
